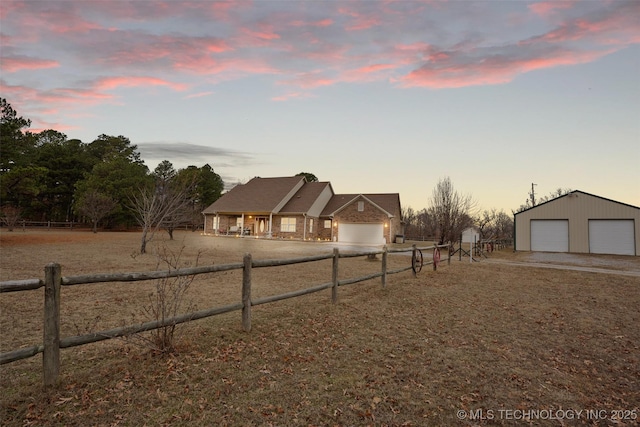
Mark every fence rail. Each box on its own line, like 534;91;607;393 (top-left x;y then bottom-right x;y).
1;243;450;386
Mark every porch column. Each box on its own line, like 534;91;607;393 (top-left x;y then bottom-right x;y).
303;214;307;240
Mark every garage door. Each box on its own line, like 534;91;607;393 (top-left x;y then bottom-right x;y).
589;220;635;255
338;223;385;245
531;220;569;252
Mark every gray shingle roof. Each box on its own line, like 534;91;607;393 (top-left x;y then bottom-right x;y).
280;182;332;213
202;176;401;219
202;176;304;214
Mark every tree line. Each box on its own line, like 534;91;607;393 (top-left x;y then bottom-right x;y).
403;177;514;244
0;98;224;243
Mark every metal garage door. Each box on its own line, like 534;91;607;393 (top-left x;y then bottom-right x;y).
589;220;635;255
531;220;569;252
338;223;385;245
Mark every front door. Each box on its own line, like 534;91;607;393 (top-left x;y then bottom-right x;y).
256;217;268;236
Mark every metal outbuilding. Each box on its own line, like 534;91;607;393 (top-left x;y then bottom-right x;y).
514;190;640;256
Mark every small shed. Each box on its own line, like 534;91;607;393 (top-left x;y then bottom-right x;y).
461;227;480;243
514;190;639;256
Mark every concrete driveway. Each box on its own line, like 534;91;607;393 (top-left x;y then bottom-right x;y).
483;252;640;278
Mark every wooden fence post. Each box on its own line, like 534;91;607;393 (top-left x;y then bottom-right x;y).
332;248;339;303
381;245;387;288
43;262;61;387
448;244;451;265
433;245;438;271
242;253;252;332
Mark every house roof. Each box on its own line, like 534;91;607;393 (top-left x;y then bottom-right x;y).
514;190;640;216
202;176;304;214
321;193;401;217
280;181;332;213
202;176;402;219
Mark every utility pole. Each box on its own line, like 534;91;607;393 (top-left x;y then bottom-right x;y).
529;183;537;206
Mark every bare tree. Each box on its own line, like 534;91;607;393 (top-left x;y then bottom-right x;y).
475;208;514;240
493;211;514;240
76;190;118;233
125;244;201;353
162;203;193;240
1;205;21;231
129;179;194;254
476;209;497;239
428;177;475;245
142;244;199;353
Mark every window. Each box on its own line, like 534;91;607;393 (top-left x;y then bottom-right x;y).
358;201;364;212
236;218;243;227
309;219;313;233
281;217;296;232
212;216;220;231
324;220;332;228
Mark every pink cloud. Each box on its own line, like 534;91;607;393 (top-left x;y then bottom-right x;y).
525;2;640;45
238;23;281;48
338;6;381;31
93;76;188;92
528;1;577;18
173;56;279;80
1;56;59;72
341;63;398;83
278;72;337;89
398;47;612;89
8;2;104;35
356;64;396;73
271;91;312;102
30;122;79;134
0;79;115;121
290;18;333;28
242;28;281;40
184;91;214;99
98;33;233;69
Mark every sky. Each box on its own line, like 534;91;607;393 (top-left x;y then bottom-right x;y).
1;0;639;213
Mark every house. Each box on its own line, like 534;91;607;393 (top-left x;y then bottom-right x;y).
202;176;403;245
514;190;640;256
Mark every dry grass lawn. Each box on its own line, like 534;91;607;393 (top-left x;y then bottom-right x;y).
1;230;639;426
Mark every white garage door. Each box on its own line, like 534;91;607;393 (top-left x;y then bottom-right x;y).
531;220;569;252
589;220;635;255
338;223;385;245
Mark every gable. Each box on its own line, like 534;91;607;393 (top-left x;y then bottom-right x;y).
321;193;400;218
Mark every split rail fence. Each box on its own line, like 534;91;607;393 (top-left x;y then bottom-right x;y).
1;243;450;386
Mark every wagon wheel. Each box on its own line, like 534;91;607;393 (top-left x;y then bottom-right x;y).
412;249;423;274
433;246;441;269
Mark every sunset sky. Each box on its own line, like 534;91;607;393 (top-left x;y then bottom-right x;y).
1;1;638;213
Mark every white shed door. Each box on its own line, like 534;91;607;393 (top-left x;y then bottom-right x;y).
531;220;569;252
589;220;635;255
338;223;385;245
